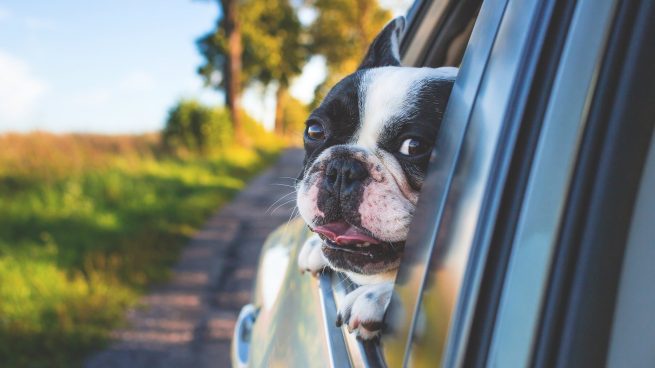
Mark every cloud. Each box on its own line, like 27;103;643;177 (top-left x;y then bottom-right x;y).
0;50;47;127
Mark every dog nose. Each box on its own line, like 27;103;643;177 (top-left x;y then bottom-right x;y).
325;158;369;196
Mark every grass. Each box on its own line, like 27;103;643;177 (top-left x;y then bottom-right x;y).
0;132;282;367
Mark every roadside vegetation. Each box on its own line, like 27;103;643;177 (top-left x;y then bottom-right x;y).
0;0;395;365
0;109;282;367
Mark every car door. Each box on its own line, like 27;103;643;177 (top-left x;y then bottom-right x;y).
386;0;655;367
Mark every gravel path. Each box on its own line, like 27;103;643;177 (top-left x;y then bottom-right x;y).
85;149;304;368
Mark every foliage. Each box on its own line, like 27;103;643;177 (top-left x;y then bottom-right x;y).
308;0;392;106
280;95;310;137
162;99;234;154
162;99;286;153
240;0;307;88
197;0;236;90
0;133;280;367
198;0;306;90
197;0;308;132
309;0;391;74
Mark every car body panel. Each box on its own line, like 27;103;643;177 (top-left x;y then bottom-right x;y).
381;0;503;365
246;219;338;368
243;217;395;367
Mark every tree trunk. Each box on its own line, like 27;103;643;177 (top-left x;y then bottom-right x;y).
221;0;245;143
274;85;288;135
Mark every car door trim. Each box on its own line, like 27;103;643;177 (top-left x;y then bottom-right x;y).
318;272;353;368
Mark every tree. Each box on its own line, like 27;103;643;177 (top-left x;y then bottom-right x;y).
307;0;392;107
242;0;306;134
197;0;307;135
198;0;244;142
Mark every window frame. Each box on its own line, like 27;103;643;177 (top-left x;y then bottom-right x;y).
385;0;562;365
314;0;487;366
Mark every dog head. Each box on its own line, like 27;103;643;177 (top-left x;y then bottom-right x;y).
296;17;457;278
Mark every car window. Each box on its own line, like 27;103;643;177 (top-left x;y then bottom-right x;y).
304;1;485;366
381;0;508;364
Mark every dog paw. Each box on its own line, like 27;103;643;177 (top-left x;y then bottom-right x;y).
298;234;329;277
336;282;393;340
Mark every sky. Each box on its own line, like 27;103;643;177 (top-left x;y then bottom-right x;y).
0;0;411;134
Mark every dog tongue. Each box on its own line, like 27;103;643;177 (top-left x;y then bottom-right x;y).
313;221;379;245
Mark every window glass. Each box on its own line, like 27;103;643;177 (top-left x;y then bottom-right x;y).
383;0;553;365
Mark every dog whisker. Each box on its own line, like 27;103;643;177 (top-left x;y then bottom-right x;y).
278;176;300;182
270;199;297;215
265;191;297;214
287;205;298;225
270;183;298;188
346;278;356;292
334;273;352;289
387;241;397;251
282;205;299;235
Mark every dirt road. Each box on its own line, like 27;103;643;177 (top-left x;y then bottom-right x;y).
86;149;303;368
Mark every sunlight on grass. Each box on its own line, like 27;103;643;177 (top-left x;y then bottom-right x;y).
0;133;282;367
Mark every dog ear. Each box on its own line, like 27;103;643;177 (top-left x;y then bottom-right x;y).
358;16;405;70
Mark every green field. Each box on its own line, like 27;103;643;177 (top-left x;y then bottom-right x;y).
0;132;281;367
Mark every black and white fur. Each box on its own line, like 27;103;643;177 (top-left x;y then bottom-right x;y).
296;17;456;340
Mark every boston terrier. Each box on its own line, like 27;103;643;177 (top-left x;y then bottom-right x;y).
296;16;457;340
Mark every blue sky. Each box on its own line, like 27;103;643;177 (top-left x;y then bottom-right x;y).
0;0;409;134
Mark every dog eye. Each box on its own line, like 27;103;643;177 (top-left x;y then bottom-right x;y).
306;122;325;141
399;138;428;156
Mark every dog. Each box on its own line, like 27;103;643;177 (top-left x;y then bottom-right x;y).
296;16;457;340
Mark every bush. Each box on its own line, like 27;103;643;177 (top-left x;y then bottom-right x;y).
162;99;234;154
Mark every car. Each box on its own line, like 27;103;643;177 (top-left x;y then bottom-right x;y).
232;0;655;366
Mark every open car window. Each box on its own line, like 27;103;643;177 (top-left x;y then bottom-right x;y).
311;0;484;365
